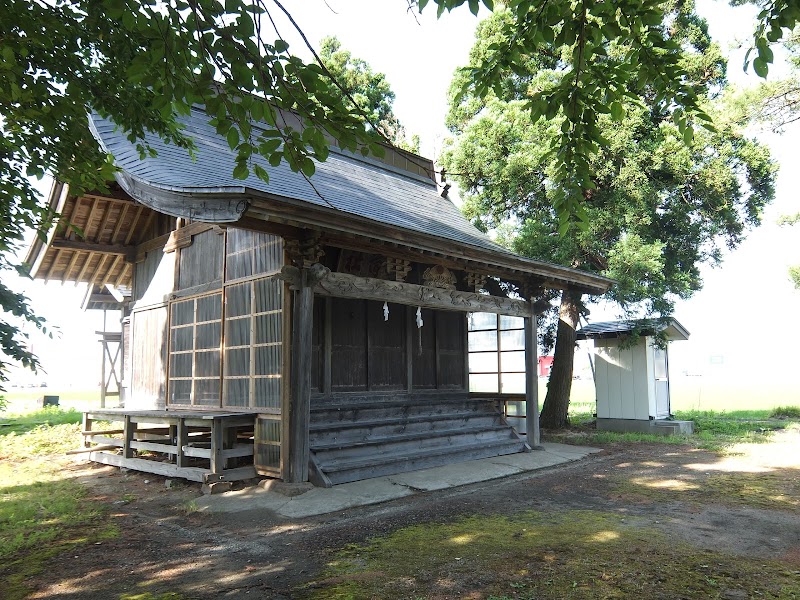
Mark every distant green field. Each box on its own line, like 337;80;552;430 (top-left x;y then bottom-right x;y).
1;389;103;414
548;375;798;415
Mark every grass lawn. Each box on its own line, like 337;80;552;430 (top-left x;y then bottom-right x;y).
0;407;118;600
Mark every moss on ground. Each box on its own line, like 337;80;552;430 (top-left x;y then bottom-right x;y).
303;510;800;600
612;468;800;513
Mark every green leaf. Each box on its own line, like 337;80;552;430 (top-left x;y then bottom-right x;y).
610;101;624;122
301;157;316;178
753;56;769;78
232;163;249;179
274;39;289;53
468;0;479;16
227;127;240;150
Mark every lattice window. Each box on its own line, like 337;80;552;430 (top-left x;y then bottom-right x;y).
168;293;223;406
468;313;528;432
223;277;283;410
225;229;283;282
468;314;526;392
255;417;281;475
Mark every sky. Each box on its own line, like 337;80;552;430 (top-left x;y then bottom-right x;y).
4;0;799;406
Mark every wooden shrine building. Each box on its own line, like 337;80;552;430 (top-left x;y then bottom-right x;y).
25;107;613;486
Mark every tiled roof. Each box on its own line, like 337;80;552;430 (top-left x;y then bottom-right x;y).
90;108;506;253
88;108;614;294
576;318;690;341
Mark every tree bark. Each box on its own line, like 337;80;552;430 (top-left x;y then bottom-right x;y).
539;289;581;429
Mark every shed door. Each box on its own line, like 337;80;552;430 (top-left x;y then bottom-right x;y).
653;346;670;418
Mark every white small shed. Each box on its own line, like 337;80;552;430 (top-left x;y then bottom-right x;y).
576;318;692;434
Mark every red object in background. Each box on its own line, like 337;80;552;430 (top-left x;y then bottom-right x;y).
538;356;554;377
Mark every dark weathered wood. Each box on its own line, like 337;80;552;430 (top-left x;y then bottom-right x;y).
436;311;466;389
210;416;224;473
367;301;406;391
176;419;188;467
81;428;123;436
330;297;368;391
323;297;332;395
50;240;136;262
525;314;541;448
412;308;436;390
286;269;314;483
405;306;413;392
67;444;119;455
89;451;208;482
123;415;136;458
249;198;613;295
312;267;532;317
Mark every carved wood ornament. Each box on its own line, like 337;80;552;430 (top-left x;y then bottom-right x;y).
285;233;325;268
465;271;488;292
386;257;412;282
422;264;457;290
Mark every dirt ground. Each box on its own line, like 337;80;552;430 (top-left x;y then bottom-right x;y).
20;428;800;599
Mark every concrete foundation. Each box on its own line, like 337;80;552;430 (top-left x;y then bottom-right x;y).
597;418;694;435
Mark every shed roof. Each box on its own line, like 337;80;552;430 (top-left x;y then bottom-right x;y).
86;108;613;295
576;318;690;341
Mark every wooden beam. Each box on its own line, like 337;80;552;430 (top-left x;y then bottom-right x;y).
51;239;136;259
114;262;131;288
124;206;145;245
525;312;541;448
73;249;94;286
62;250;83;284
290;265;532;317
58;196;83;238
99;255;123;289
88;451;208;482
82;197;101;239
109;203;129;245
94;200;115;243
44;249;63;283
87;254;109;289
131;210;156;245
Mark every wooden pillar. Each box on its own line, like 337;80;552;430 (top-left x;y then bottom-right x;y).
176;418;188;467
286;268;314;483
82;413;92;448
525;312;541;448
123;415;136;458
210;416;224;474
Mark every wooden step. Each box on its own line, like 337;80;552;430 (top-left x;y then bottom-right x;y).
318;439;527;485
311;398;496;424
309;411;502;445
311;424;514;462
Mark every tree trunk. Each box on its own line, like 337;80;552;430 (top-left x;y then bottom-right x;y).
539;289;581;429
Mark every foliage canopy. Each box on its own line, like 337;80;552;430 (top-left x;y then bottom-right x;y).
442;4;777;426
0;0;796;390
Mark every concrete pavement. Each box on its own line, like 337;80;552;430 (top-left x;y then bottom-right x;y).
195;442;601;518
